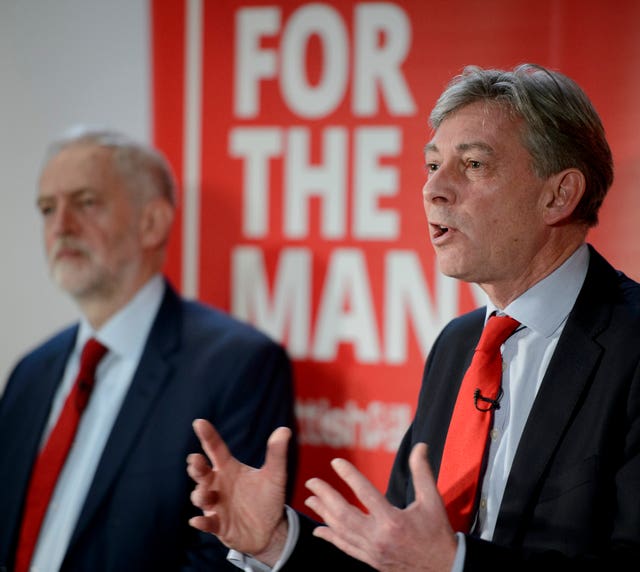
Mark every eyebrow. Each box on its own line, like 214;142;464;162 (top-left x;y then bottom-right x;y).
424;141;495;155
36;187;98;206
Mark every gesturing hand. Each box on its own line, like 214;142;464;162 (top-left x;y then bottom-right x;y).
187;419;291;566
304;443;457;572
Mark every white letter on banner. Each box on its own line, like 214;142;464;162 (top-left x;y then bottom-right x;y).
285;127;346;238
353;127;400;239
353;4;416;116
235;8;280;117
280;4;348;118
312;248;380;362
231;246;310;358
229;127;282;238
384;251;459;363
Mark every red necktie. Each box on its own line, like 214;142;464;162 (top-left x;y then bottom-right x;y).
437;315;519;533
15;338;108;572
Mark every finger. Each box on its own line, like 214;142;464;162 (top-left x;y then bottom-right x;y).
329;457;391;515
189;513;220;535
304;478;350;521
193;418;231;467
304;477;345;507
304;477;367;533
190;485;219;511
305;476;375;562
186;453;212;480
262;426;291;479
408;443;438;505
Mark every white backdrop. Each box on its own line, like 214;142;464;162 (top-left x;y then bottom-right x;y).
0;0;150;388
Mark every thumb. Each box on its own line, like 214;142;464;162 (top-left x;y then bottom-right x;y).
409;442;437;504
263;426;292;482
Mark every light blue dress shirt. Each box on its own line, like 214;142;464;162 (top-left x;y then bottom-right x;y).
30;275;165;572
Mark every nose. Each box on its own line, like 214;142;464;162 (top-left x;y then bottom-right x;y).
422;163;457;206
48;202;78;237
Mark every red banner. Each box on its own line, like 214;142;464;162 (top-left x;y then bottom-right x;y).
152;0;640;510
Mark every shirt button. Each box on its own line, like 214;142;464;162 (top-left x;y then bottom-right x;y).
490;428;500;441
479;497;487;510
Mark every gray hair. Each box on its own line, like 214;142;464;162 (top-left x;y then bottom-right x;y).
430;64;613;227
44;125;177;207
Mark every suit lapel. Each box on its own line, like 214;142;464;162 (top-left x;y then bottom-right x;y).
69;283;182;544
494;247;615;545
14;331;77;470
0;329;76;559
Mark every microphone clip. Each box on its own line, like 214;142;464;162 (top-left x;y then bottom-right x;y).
474;387;503;412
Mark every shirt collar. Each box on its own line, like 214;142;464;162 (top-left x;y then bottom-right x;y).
485;243;590;338
76;274;166;361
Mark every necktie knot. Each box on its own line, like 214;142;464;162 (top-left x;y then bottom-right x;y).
75;338;108;411
475;315;520;354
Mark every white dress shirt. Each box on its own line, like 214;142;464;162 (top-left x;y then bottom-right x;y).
230;243;590;572
30;275;165;572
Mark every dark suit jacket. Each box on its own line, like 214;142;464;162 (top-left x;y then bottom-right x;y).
0;280;298;572
285;246;640;571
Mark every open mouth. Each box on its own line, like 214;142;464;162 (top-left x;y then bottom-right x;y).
432;223;449;238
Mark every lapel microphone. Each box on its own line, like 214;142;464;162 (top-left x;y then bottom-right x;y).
474;387;503;412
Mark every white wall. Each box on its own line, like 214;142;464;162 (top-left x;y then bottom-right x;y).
0;0;151;388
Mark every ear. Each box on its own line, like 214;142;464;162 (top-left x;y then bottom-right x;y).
139;197;175;249
542;169;585;225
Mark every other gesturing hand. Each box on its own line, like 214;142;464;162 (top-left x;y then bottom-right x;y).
304;443;457;572
188;419;292;566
